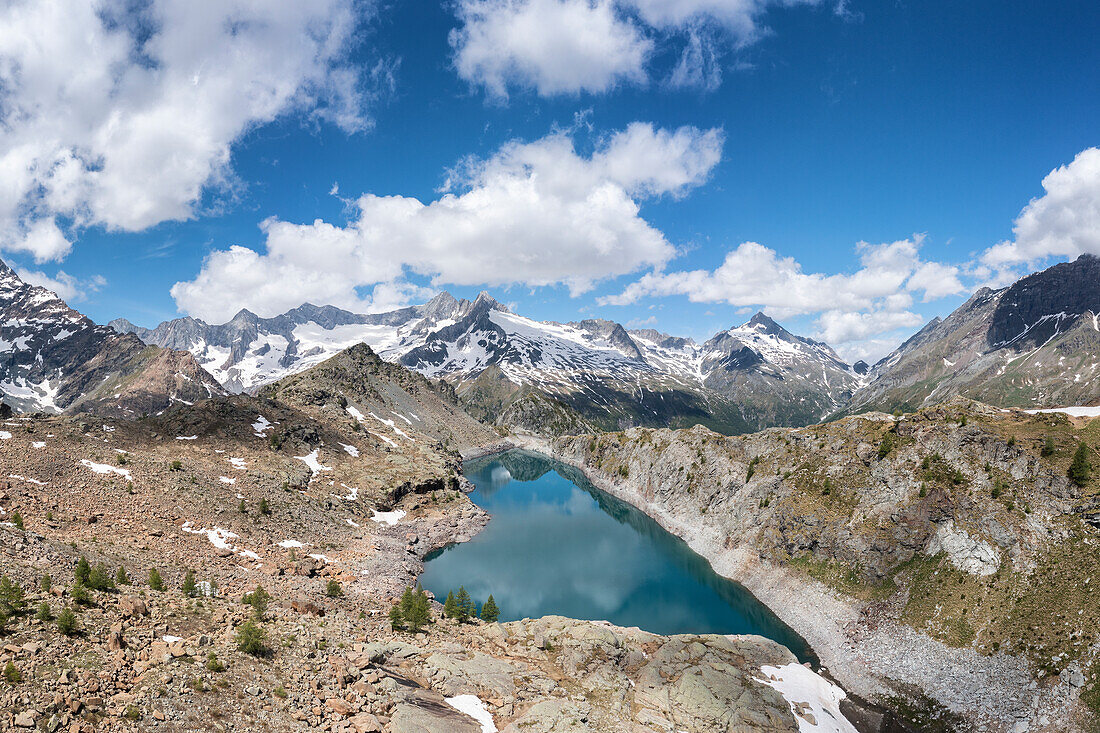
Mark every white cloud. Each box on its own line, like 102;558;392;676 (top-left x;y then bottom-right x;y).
450;0;822;97
0;0;375;260
450;0;651;99
17;268;105;303
980;147;1100;269
172;122;722;322
600;236;964;352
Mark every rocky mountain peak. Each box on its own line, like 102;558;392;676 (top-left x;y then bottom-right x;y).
471;290;507;313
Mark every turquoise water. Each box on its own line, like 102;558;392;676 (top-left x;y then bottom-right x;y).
421;450;814;662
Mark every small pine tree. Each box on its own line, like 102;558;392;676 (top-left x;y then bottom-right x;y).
1069;443;1092;485
258;498;271;515
0;575;25;616
236;620;267;656
388;603;404;631
1041;437;1056;457
326;579;343;598
455;586;473;622
443;590;458;619
238;499;247;513
87;562;115;591
148;568;165;592
56;606;78;636
877;431;897;460
399;586;415;619
39;575;51;592
181;570;197;597
205;652;225;672
36;602;52;622
3;660;21;685
480;594;499;623
69;581;91;606
243;584;271;620
405;587;432;632
169;460;182;472
10;511;22;530
116;566;131;586
75;557;91;585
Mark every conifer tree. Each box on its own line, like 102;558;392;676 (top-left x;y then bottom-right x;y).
181;569;197;597
405;586;432;632
0;575;25;617
480;594;499;623
455;586;473;622
116;566;131;586
148;568;165;591
88;562;114;591
399;586;415;619
74;557;91;586
443;590;458;619
56;607;78;636
389;602;404;631
1069;442;1092;485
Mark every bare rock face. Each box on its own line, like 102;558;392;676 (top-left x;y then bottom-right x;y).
0;257;224;416
848;254;1100;413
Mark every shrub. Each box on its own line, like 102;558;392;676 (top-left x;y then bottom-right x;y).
75;557;91;585
389;603;404;631
0;575;25;616
480;594;500;623
205;652;225;673
238;499;247;513
181;570;197;597
1069;443;1092;486
116;566;131;586
10;511;22;530
1041;437;1056;457
40;574;51;592
169;460;183;472
123;705;141;721
57;607;78;636
746;456;760;482
36;602;52;622
243;585;271;620
274;686;287;699
877;431;897;460
148;568;165;592
116;453;129;466
1007;436;1016;448
236;621;268;657
325;580;343;598
3;661;21;685
258;498;271;515
69;581;91;606
87;562;115;592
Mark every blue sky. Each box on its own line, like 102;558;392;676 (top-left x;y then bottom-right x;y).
1;0;1098;361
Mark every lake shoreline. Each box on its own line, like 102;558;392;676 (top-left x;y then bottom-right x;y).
464;434;1070;732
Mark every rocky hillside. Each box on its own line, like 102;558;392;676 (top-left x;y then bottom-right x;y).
848;254;1100;415
540;399;1100;731
0;342;850;732
0;259;223;416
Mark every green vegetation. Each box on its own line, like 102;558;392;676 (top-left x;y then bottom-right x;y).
391;586;432;632
480;594;500;623
39;574;51;592
205;652;225;672
0;576;25;618
116;566;131;586
148;567;165;591
325;579;343;598
181;569;197;597
69;581;91;606
87;562;115;591
56;606;78;636
259;498;272;515
746;456;760;481
74;556;91;585
36;602;52;622
243;584;271;620
1069;442;1092;485
1041;437;1056;457
238;499;247;513
3;660;21;685
116;452;129;466
10;511;22;530
169;460;183;472
877;430;897;459
236;621;268;657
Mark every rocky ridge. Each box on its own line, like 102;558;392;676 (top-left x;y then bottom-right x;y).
512;399;1100;731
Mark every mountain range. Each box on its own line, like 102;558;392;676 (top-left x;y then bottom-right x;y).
4;254;1099;431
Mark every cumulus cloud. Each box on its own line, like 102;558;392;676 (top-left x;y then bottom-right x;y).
450;0;822;97
17;268;106;303
980;147;1100;270
600;235;964;353
172;122;723;322
0;0;375;261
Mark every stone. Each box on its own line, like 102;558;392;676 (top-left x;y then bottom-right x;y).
348;712;382;732
326;697;356;716
118;596;148;617
14;711;36;727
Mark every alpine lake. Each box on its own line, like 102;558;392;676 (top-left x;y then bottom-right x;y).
421;450;814;662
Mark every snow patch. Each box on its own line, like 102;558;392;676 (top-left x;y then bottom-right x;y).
1026;406;1100;418
370;509;406;526
755;663;857;733
181;522;238;550
277;540;305;549
340;442;360;457
80;459;132;481
176;435;198;440
295;449;331;476
219;477;236;485
445;695;497;733
0;431;10;440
